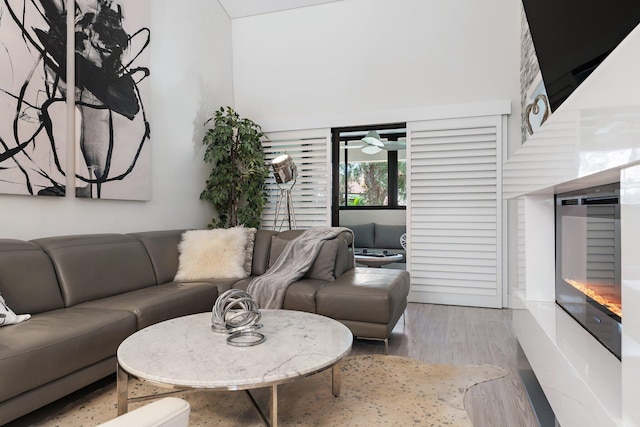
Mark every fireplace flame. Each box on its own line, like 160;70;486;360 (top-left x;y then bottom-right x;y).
564;279;622;318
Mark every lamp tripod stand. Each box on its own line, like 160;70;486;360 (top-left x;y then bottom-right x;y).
273;180;297;231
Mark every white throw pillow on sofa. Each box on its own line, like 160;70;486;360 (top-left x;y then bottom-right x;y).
175;228;249;281
0;293;30;326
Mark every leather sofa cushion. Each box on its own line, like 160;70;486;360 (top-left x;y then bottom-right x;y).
233;277;326;313
32;234;157;307
232;277;252;292
78;281;222;329
269;236;339;281
0;239;64;314
333;235;354;277
129;230;185;285
282;279;327;313
268;229;354;279
251;230;279;276
0;307;136;403
316;267;410;324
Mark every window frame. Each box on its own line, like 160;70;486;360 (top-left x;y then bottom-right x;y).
331;123;406;224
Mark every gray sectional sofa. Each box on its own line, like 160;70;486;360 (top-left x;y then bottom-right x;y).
0;228;409;425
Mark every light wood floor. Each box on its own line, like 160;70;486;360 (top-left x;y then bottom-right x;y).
351;302;539;427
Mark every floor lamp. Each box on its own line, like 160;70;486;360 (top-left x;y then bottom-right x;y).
271;154;297;230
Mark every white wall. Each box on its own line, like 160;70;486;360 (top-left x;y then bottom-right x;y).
621;164;640;426
340;210;406;226
0;0;234;240
231;0;521;151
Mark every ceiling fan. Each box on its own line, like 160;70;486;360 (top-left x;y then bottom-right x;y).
360;131;406;154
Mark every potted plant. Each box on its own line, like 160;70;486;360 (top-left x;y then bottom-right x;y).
200;106;270;229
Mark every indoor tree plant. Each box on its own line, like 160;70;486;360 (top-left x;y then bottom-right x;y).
200;106;270;229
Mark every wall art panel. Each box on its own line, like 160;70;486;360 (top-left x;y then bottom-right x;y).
74;0;150;200
0;0;68;196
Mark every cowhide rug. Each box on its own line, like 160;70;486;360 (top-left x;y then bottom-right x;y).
36;355;508;426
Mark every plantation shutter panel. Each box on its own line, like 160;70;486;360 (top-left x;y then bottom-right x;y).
261;128;331;230
407;115;504;308
586;204;620;290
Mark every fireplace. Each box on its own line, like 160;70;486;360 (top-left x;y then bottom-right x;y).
555;182;621;360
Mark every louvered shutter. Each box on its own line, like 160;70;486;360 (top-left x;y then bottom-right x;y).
407;115;504;308
586;204;620;292
261;129;331;230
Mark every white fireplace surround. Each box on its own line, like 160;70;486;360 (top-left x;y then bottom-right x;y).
503;24;640;427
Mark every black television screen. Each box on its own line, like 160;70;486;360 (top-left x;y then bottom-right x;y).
522;0;640;112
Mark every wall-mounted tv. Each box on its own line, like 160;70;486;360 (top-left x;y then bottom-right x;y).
522;0;640;112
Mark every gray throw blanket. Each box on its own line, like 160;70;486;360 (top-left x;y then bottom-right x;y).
247;226;353;309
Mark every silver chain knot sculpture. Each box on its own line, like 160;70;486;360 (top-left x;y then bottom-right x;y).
211;289;265;346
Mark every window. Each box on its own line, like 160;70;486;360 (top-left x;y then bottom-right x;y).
332;124;406;210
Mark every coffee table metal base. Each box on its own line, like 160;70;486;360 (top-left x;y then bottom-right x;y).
117;362;342;427
244;367;340;427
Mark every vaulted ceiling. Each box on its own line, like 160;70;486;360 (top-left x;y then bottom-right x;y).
217;0;343;19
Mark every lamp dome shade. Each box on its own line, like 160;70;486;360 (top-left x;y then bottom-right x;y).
271;154;297;184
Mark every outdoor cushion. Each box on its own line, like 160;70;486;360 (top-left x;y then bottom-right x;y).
348;223;375;248
374;224;406;249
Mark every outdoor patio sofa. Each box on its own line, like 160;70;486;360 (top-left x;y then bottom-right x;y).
348;223;406;267
0;228;409;425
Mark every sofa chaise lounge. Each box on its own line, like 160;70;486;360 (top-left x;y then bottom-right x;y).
0;228;409;425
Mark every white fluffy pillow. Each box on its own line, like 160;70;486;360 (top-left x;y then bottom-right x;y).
1;293;30;327
175;228;249;281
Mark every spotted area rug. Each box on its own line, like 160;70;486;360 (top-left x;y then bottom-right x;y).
37;355;507;426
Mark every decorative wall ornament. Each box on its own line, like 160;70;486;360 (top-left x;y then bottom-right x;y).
524;94;550;135
74;0;151;200
520;3;545;144
0;0;69;196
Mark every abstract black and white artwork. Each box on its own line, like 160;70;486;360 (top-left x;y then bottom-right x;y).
74;0;150;200
0;0;69;196
0;0;150;199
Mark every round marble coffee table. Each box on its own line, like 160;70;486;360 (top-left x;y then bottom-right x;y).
116;310;353;426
